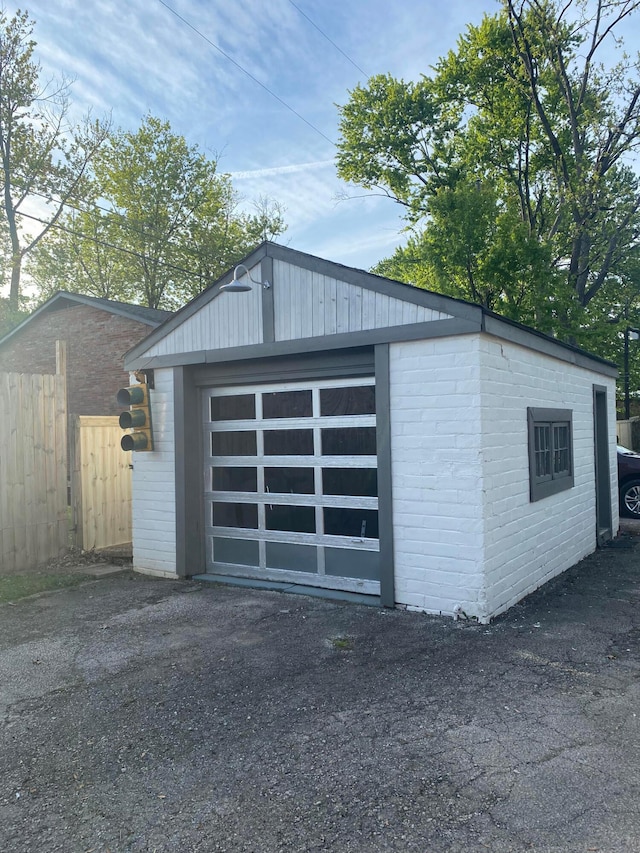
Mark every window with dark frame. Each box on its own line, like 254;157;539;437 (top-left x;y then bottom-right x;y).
527;408;574;501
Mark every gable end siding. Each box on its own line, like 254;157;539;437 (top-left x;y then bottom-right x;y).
272;260;452;340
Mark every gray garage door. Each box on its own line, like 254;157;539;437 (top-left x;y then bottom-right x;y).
203;377;380;595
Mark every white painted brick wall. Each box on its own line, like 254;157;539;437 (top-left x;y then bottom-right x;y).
479;337;618;619
389;334;618;622
131;367;177;576
389;337;487;618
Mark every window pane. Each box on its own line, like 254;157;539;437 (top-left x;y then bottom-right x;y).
534;425;551;478
553;425;570;475
213;537;259;566
263;389;312;419
210;394;255;421
325;547;379;580
212;502;258;529
324;508;379;539
320;385;375;416
265;504;316;533
321;427;377;456
266;541;316;572
264;429;314;455
212;467;257;492
265;467;315;494
322;467;377;497
211;431;257;456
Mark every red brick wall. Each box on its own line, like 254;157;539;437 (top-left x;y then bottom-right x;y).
0;304;155;416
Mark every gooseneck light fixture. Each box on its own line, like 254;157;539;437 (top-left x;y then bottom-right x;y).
220;263;271;293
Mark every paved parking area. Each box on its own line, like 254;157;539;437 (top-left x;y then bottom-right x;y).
1;536;640;852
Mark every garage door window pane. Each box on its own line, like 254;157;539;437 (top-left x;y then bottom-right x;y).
264;429;314;456
263;390;312;419
266;504;316;533
322;468;377;497
320;386;375;416
321;427;376;456
212;467;257;492
212;502;258;529
325;547;379;580
265;467;315;494
211;394;255;421
266;542;316;572
213;537;259;566
211;431;257;456
324;507;379;539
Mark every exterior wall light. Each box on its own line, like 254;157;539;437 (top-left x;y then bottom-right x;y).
220;263;271;293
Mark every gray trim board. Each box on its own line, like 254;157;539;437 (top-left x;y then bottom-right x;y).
592;384;613;545
193;347;375;387
174;366;204;577
375;343;395;607
126;317;481;369
261;255;275;344
482;314;617;377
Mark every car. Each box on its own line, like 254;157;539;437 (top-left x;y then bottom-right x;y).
618;444;640;518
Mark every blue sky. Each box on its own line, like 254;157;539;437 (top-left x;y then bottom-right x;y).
10;0;499;273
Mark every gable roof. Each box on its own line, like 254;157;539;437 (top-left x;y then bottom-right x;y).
123;241;617;378
0;291;173;349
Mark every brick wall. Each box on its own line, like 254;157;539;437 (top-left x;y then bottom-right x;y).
479;336;618;619
389;336;487;619
389;333;617;623
0;304;155;416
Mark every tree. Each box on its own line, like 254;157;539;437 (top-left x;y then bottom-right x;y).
28;116;287;310
0;8;109;310
336;1;640;344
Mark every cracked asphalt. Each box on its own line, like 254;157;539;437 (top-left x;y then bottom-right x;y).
1;532;640;852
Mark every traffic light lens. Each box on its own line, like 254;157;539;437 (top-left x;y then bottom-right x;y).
117;386;146;406
121;433;148;451
119;409;146;429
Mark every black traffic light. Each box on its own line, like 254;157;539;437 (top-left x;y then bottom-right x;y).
117;383;153;451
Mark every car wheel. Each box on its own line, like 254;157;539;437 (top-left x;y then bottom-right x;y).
620;479;640;518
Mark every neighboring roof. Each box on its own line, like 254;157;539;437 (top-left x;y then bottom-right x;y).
0;291;173;349
123;241;618;378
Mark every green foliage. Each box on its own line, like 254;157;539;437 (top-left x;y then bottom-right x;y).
0;573;89;603
337;0;640;357
28;116;287;310
0;8;110;309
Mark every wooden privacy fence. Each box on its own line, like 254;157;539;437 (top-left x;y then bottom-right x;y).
0;372;68;573
70;416;132;551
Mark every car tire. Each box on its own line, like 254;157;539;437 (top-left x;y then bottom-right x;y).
620;479;640;518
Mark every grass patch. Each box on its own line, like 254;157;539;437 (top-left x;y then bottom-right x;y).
0;573;90;604
329;635;354;651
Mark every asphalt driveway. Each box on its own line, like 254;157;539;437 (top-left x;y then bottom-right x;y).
1;536;640;852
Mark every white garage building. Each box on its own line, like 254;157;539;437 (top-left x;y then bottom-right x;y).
124;242;618;622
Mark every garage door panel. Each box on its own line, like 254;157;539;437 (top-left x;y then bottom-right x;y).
213;536;259;566
203;376;380;592
325;548;380;580
266;541;317;572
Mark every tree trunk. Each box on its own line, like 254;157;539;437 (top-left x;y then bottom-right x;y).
9;255;21;310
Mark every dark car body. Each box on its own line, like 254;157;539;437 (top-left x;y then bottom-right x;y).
617;445;640;518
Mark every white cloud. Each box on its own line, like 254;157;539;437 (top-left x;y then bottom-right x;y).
229;159;335;180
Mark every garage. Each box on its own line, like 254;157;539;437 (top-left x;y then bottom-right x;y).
204;376;380;594
123;241;618;622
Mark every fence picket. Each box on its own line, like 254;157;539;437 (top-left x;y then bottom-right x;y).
0;372;68;573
